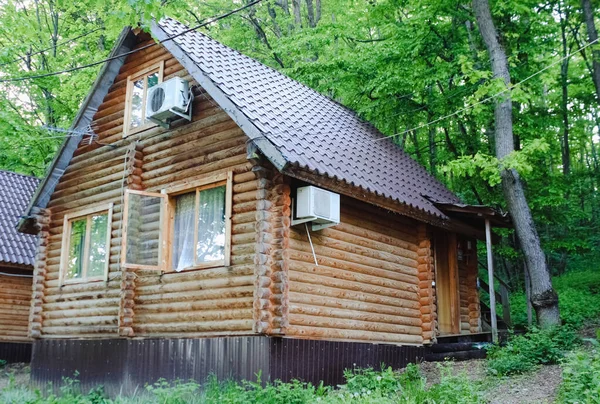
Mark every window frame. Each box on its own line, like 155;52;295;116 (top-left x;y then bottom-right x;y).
123;61;165;138
167;179;231;272
120;172;233;273
59;203;113;286
120;189;169;271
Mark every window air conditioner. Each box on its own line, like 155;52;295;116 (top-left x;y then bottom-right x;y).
292;186;340;231
146;77;193;127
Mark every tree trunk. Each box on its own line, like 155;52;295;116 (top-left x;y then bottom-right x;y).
292;0;302;27
581;0;600;102
315;0;321;25
472;0;560;328
560;5;571;176
305;0;316;27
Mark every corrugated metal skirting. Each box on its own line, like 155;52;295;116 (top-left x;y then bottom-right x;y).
0;342;32;363
270;338;426;386
31;337;427;396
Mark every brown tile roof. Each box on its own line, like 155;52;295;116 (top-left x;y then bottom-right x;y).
157;18;460;218
0;171;39;266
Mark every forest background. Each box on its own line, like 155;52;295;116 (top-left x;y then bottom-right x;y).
0;0;598;293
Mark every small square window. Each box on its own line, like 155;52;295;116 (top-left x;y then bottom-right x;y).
60;204;113;284
124;62;164;137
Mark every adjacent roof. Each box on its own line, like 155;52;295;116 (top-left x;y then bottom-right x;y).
0;171;39;267
155;18;460;218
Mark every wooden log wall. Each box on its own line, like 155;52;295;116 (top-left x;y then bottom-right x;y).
38;35;257;338
29;207;49;339
286;197;423;345
0;269;32;342
457;237;481;334
251;160;291;335
417;224;435;344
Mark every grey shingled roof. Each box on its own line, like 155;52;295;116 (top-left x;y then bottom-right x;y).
157;18;460;218
0;171;39;266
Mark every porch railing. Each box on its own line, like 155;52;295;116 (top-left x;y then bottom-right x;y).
478;274;512;331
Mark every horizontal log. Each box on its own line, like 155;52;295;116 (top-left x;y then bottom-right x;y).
289;238;418;276
286;325;423;345
290;260;417;293
290;277;420;310
134;308;253;324
134;285;254;305
289;303;421;327
133;319;253;334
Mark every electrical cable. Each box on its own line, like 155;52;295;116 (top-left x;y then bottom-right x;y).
0;27;104;69
0;0;264;84
372;37;600;142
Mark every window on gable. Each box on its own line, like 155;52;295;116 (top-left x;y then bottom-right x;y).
121;173;232;272
124;61;164;137
60;204;113;284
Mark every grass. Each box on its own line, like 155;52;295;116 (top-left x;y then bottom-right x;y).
510;269;600;328
0;364;485;404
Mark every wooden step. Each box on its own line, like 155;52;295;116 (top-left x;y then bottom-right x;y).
424;349;487;362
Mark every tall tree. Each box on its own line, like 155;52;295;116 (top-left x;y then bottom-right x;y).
472;0;561;327
581;0;600;102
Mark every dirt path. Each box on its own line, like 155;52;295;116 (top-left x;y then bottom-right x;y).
419;359;563;404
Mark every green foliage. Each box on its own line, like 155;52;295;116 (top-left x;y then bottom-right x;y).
0;365;485;404
510;269;600;328
486;327;579;376
558;345;600;403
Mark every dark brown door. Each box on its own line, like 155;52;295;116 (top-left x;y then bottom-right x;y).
435;232;460;335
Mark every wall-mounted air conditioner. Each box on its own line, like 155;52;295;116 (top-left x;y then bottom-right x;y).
146;77;193;127
292;186;340;231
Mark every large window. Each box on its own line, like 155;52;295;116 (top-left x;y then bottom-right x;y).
172;184;226;271
123;61;164;137
122;173;232;272
60;204;113;284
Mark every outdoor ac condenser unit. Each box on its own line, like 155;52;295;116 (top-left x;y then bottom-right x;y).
292;185;340;230
146;77;192;127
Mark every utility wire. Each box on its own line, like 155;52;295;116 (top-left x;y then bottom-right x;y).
373;37;600;142
0;27;104;69
0;0;263;84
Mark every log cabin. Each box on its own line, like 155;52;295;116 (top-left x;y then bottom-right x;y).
0;170;39;363
18;18;509;393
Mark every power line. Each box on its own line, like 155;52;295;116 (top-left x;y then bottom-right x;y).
0;27;104;69
0;0;263;84
373;37;600;142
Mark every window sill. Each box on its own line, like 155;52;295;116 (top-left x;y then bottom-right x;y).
60;276;106;286
124;122;158;138
170;261;226;273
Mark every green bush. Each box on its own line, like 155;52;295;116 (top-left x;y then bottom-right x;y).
558;344;600;403
486;327;579;376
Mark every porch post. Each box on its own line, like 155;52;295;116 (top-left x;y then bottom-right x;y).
485;219;498;343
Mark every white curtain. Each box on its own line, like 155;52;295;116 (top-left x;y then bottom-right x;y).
197;186;226;263
173;191;196;271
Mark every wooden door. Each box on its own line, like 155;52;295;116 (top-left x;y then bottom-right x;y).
435;232;460;335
